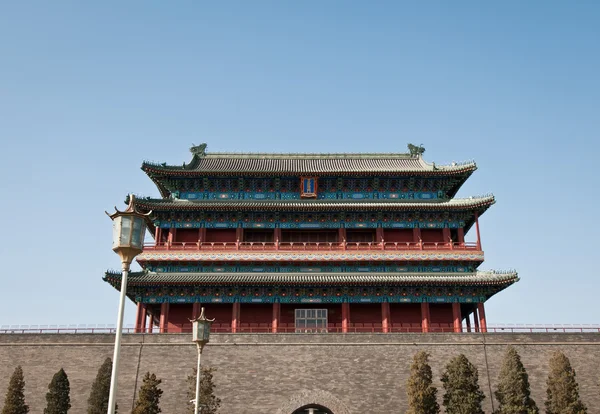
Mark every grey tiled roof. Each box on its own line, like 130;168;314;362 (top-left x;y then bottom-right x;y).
104;270;518;286
133;195;495;212
142;153;476;175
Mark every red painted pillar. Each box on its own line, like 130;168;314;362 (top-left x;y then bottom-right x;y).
477;302;487;333
154;226;159;246
465;312;471;332
140;305;147;333
339;228;346;249
192;302;201;326
473;307;480;332
475;211;482;250
159;302;169;333
443;227;451;244
452;303;462;333
457;228;465;244
381;302;390;333
232;302;239;333
341;303;350;333
413;227;422;249
134;302;143;333
167;228;175;247
146;310;154;334
274;228;282;249
421;302;430;333
272;302;280;333
376;227;384;245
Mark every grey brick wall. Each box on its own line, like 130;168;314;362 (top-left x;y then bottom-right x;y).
0;333;599;413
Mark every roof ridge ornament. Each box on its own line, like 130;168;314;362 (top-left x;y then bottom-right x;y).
407;143;425;157
190;143;207;157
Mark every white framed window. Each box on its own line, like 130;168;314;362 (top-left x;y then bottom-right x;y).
295;309;328;333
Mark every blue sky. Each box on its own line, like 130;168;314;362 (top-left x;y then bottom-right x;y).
1;1;598;327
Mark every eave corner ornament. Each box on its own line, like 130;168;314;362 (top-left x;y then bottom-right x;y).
190;143;207;157
408;143;425;157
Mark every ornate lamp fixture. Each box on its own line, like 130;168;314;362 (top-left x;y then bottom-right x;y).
106;195;151;414
191;307;214;414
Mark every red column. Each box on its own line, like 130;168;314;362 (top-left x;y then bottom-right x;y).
341;303;350;333
421;302;430;333
192;302;200;319
232;302;239;333
147;310;154;334
443;227;451;243
154;226;159;246
376;227;384;244
381;302;390;333
452;303;462;333
413;227;422;249
475;211;482;250
159;302;169;333
457;228;465;244
272;302;280;333
274;228;282;248
134;302;144;333
477;302;487;333
140;305;147;333
339;228;346;249
167;228;175;247
473;307;480;332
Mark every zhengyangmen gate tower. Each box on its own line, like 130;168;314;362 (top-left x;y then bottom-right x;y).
104;144;517;334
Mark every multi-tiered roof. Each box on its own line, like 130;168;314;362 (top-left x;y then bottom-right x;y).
104;144;517;309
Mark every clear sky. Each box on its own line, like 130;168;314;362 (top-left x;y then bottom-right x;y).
1;1;598;328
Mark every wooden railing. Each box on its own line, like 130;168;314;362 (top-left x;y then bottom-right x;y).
143;241;480;252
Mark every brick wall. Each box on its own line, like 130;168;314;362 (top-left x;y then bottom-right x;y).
0;333;598;413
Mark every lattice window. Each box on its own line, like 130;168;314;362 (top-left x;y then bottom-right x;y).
295;309;328;333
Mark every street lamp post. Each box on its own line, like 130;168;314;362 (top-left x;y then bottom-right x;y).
106;195;151;414
191;307;214;414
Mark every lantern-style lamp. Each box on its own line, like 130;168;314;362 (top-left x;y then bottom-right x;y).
105;194;151;414
191;307;215;414
108;195;151;270
192;307;214;346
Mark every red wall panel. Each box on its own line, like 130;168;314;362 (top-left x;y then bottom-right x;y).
383;229;414;243
205;229;237;243
421;229;445;243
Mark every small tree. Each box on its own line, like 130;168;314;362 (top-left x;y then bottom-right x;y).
132;372;163;414
1;366;29;414
406;351;439;414
44;368;71;414
441;354;485;414
545;351;587;414
494;346;538;414
187;367;221;414
87;357;117;414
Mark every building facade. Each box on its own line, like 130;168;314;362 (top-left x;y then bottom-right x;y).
104;144;517;334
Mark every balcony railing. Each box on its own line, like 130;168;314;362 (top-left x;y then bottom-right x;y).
2;324;598;334
143;241;480;252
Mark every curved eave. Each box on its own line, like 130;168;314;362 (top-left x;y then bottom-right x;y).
133;196;495;214
103;271;518;287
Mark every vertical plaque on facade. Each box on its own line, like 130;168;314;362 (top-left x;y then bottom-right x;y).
300;177;318;198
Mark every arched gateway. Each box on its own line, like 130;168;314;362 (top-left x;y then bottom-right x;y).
276;390;351;414
292;405;333;414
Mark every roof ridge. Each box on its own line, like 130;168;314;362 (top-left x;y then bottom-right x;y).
203;152;416;159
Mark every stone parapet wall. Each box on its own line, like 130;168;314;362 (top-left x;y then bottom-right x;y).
0;333;599;413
